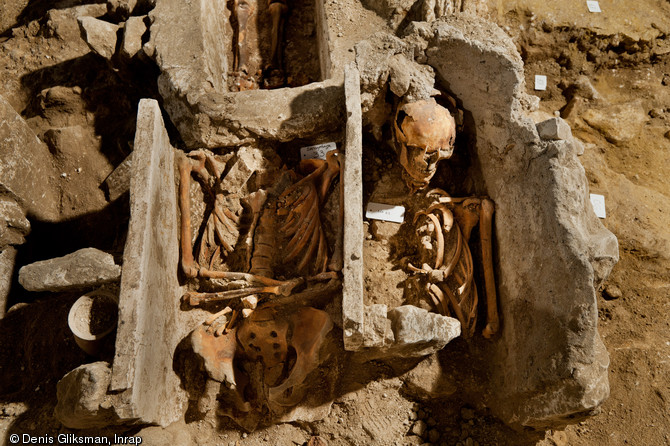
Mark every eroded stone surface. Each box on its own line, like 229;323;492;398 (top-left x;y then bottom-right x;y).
0;196;30;248
18;248;121;292
54;362;122;429
582;102;648;144
0;95;59;221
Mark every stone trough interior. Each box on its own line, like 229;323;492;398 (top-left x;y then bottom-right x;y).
17;0;621;436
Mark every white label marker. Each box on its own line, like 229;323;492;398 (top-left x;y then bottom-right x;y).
300;142;337;160
534;75;547;91
590;193;606;219
586;1;601;13
365;202;405;224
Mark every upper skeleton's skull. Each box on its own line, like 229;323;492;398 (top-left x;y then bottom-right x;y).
393;98;456;191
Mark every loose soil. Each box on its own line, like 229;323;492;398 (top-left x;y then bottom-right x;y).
0;0;669;445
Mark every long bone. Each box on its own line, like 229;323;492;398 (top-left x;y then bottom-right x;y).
267;0;288;70
479;198;499;338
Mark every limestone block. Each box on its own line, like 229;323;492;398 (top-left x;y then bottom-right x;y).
78;17;119;60
582;102;648;144
103;154;133;202
536;117;572;141
120;16;147;59
18;248;121;292
0;95;59;221
45;5;109;42
54;362;122;429
386;306;461;357
19;248;121;292
0;196;30;248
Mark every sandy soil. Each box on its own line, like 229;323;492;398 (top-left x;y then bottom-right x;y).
0;0;669;445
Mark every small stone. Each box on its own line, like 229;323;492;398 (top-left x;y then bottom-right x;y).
427;417;437;426
417;409;426;419
242;433;248;438
460;407;475;420
465;438;474;446
428;429;440;443
411;420;427;437
409;411;418;421
536;117;572;141
603;284;622;300
662;74;670;86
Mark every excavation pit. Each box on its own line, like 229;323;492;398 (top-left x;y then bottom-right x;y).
60;8;619;434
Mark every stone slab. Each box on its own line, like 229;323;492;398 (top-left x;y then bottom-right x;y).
78;16;119;60
109;99;186;426
342;64;364;350
18;248;121;292
0;95;59;221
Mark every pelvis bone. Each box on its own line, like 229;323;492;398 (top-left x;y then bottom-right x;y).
394;98;456;192
191;305;333;411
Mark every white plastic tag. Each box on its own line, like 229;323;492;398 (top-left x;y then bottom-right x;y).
534;75;547;91
365;202;405;224
586;1;601;12
590;193;606;218
300;142;336;160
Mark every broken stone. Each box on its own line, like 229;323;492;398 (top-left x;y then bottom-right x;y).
402;354;457;399
120;16;147;59
1;96;60;222
571;75;602;101
78;17;120;60
18;248;121;292
536;117;572;141
411;420;427;436
388;54;412;97
103;154;133;202
582;102;648;144
603;284;622;300
0;248;17;318
45;4;109;42
0;196;30;248
362;304;395;348
386;306;460;357
55;362;122;429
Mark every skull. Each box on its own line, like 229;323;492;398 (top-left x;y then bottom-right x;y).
393;98;456;191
